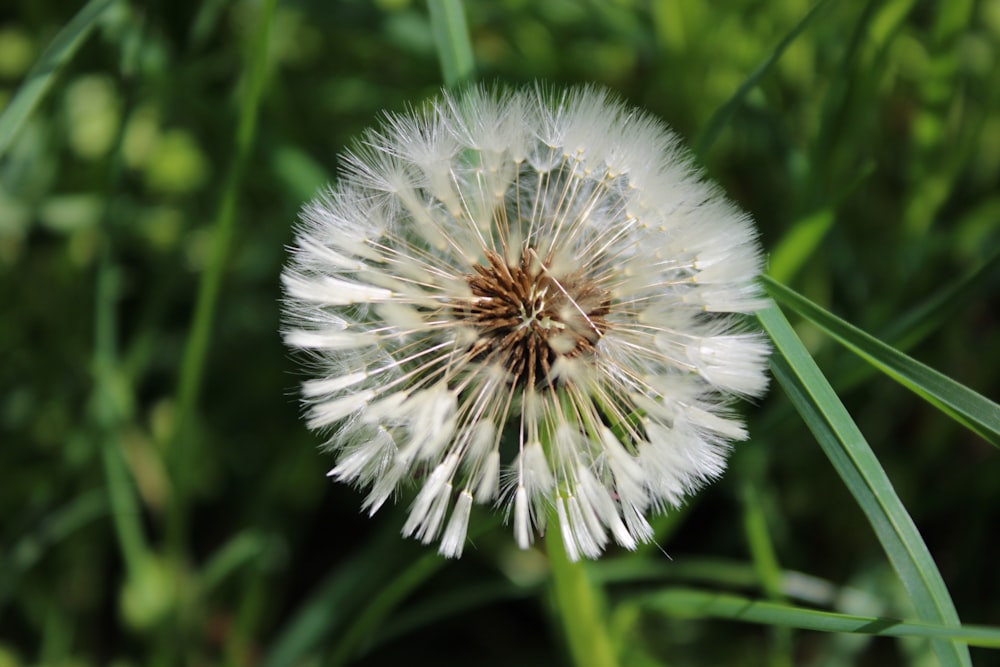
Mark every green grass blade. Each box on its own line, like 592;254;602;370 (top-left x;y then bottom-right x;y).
174;0;275;420
325;552;446;667
0;0;113;159
694;0;832;157
767;208;835;284
261;525;410;667
757;300;971;667
767;161;875;284
810;0;879;177
637;588;1000;647
427;0;475;88
877;250;1000;352
741;480;785;602
741;479;794;666
199;531;281;594
830;250;1000;395
263;514;496;667
167;0;276;549
763;275;1000;447
596;557;885;610
376;580;536;646
0;490;109;608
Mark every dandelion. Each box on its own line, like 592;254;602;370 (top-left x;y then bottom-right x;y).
282;86;770;559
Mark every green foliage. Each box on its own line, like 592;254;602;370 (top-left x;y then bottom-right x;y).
1;1;998;666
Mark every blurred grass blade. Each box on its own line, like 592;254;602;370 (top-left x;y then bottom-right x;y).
264;514;497;667
596;557;885;610
326;551;446;667
757;300;971;667
262;521;454;667
377;581;535;646
878;249;1000;351
637;588;1000;647
740;478;794;666
427;0;475;87
199;531;280;594
833;250;1000;394
767;161;874;284
262;526;406;667
694;0;831;156
0;491;109;608
168;0;276;544
0;0;113;159
741;481;784;602
763;275;1000;447
767;208;835;284
811;0;879;175
326;514;498;666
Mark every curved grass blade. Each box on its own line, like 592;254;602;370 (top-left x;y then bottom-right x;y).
767;161;875;284
427;0;475;88
377;580;537;647
325;551;447;667
741;479;795;666
167;0;276;550
877;249;1000;352
832;250;1000;394
0;0;113;159
263;514;498;667
0;490;109;609
762;275;1000;447
741;480;785;602
757;300;971;667
767;209;835;285
636;588;1000;648
323;511;500;666
199;530;282;594
261;524;414;667
596;557;886;612
694;0;832;157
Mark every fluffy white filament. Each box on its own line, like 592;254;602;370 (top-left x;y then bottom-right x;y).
282;85;770;560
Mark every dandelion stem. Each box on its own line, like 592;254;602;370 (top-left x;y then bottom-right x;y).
427;0;475;87
546;523;620;667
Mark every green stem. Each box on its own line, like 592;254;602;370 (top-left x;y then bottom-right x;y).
427;0;475;87
167;0;276;550
174;0;275;437
546;521;620;667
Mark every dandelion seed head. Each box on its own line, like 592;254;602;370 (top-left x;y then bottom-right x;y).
282;84;770;560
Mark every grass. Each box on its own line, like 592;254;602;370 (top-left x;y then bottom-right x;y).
1;1;998;666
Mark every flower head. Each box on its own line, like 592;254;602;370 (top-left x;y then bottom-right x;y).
282;86;770;559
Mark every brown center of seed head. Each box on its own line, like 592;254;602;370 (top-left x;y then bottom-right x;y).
455;247;611;387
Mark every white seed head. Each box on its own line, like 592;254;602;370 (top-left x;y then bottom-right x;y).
282;84;770;559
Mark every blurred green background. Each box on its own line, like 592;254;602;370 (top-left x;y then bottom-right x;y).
1;0;998;665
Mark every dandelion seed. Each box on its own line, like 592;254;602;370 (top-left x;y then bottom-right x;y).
282;85;770;559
